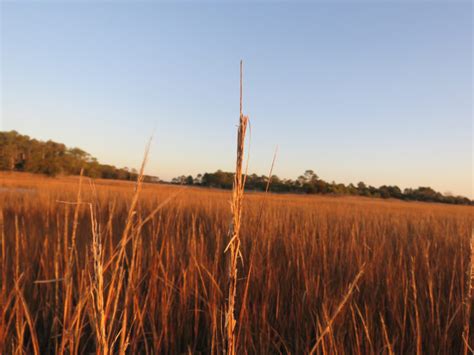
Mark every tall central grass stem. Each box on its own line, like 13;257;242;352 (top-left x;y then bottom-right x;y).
226;60;249;355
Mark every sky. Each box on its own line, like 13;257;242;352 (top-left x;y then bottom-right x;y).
0;1;472;197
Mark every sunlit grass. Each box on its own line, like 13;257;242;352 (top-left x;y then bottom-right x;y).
0;171;472;354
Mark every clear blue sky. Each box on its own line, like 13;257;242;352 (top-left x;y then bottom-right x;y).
1;1;472;197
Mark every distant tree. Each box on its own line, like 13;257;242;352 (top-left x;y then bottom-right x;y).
346;183;357;195
185;175;194;185
304;170;319;183
194;174;203;185
357;181;370;196
0;131;159;182
1;130;471;205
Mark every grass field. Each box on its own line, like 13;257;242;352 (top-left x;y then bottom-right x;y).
0;171;472;354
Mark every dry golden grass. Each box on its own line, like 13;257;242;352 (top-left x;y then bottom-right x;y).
225;60;250;355
0;171;473;354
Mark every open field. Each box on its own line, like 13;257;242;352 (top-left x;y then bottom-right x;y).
0;171;473;354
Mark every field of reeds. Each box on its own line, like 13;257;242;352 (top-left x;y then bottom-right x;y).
0;171;473;354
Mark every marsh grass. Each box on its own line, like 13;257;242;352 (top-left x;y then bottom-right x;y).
225;60;250;355
463;228;474;355
0;171;472;353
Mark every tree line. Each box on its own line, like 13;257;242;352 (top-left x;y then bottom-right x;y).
1;130;471;205
171;169;473;205
0;131;159;183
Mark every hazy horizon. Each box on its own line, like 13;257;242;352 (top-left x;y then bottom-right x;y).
1;1;472;197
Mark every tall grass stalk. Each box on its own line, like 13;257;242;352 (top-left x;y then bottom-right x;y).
309;266;365;354
226;60;249;355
